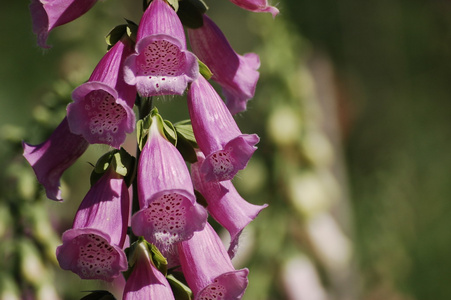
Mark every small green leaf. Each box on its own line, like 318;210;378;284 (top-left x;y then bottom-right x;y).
137;115;152;151
124;239;168;280
105;24;127;48
174;121;198;148
112;148;136;185
163;120;178;146
176;132;198;163
198;59;213;80
94;151;117;174
90;149;135;186
177;0;209;29
136;119;144;151
167;274;193;300
166;0;179;11
112;152;127;177
124;19;138;43
147;242;168;275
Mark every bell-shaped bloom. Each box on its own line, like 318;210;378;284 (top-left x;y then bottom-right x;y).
56;167;129;281
191;151;268;258
124;0;199;96
187;76;260;182
131;116;207;253
23;117;89;201
123;242;175;300
188;15;260;115
229;0;279;17
67;38;136;149
178;223;249;299
29;0;98;48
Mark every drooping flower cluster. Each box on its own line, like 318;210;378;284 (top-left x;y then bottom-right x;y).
25;0;277;298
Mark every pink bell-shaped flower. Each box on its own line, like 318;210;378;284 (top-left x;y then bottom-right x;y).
123;242;175;300
22;117;89;201
229;0;279;17
178;223;249;300
131;115;207;253
56;167;129;281
191;151;267;258
29;0;98;48
188;15;260;115
187;76;259;182
124;0;199;96
67;37;136;149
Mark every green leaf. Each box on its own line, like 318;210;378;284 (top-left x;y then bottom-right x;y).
177;0;209;29
198;59;213;80
124;239;168;280
112;148;136;186
90;148;135;186
163;119;178;146
174;121;198;148
137;115;152;151
105;24;127;48
124;19;138;43
146;242;168;275
167;274;193;300
176;132;198;163
112;152;127;177
167;0;179;11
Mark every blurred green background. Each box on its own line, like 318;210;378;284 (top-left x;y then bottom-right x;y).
1;0;451;299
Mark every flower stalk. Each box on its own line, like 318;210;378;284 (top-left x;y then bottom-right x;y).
23;0;275;297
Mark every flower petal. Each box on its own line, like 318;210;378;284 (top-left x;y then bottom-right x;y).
22;117;89;201
67;38;136;148
71;168;130;247
178;223;249;299
124;36;198;96
229;0;279;17
29;0;98;48
56;228;128;281
188;76;259;181
132;116;207;252
188;15;260;114
123;242;175;299
137;0;186;44
191;151;267;257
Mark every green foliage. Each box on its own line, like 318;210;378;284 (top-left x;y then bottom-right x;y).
177;0;208;28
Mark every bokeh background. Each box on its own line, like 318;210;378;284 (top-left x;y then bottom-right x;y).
1;0;451;299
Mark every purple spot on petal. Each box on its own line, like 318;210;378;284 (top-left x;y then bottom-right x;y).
75;234;120;280
199;280;227;300
209;150;234;177
143;193;190;247
137;40;186;77
83;90;127;138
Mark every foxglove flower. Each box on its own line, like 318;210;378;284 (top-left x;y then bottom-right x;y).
131;115;207;253
29;0;98;48
124;0;199;96
123;242;175;300
23;117;89;201
188;15;260;115
187;76;259;182
191;151;268;258
178;223;249;300
56;167;129;281
229;0;279;17
67;37;136;148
